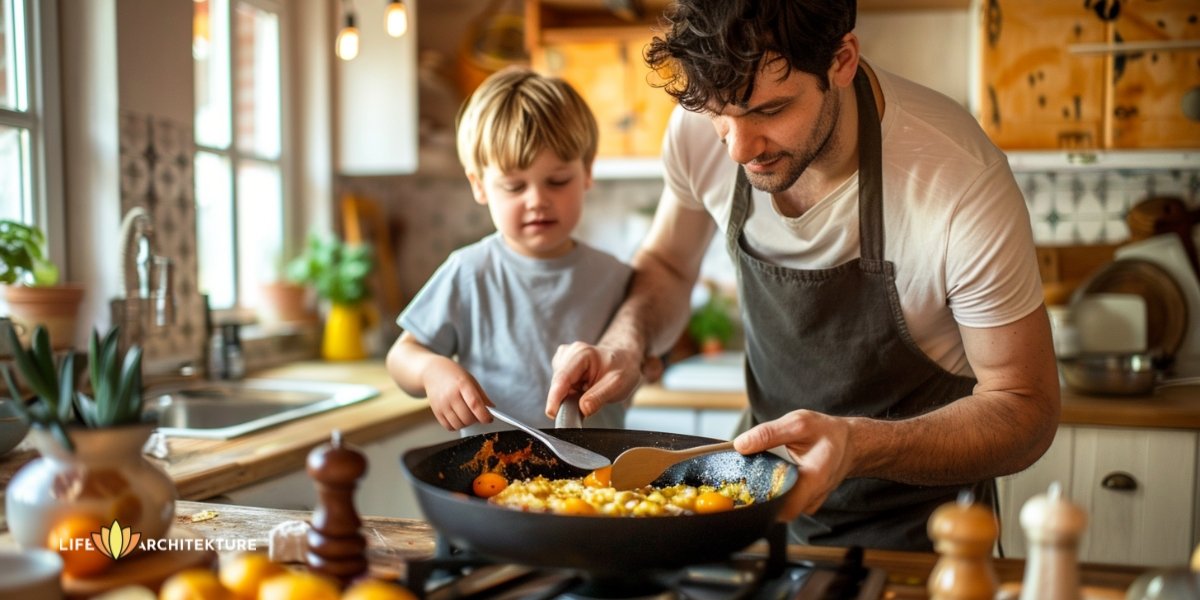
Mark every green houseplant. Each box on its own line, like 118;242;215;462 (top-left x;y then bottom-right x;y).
285;233;374;360
687;292;736;355
1;322;176;552
0;219;85;350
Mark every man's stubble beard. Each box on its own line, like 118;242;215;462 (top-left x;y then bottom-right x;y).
744;86;841;194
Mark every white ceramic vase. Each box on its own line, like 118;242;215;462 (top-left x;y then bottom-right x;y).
4;422;177;550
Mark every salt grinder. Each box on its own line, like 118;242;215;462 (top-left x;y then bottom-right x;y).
306;430;369;582
927;491;999;600
1018;482;1086;600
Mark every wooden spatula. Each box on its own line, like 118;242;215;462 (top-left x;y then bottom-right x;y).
608;441;735;490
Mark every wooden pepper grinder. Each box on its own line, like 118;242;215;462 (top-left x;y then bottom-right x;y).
927;491;999;600
306;430;369;582
1018;482;1086;600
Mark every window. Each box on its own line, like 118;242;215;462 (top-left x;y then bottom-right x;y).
0;0;57;231
194;0;285;311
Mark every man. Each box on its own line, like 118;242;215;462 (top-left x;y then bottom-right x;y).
545;0;1060;551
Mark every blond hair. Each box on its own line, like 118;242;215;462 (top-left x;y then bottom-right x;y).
456;67;599;180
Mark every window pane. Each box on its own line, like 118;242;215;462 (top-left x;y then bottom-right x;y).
234;4;280;159
194;0;231;149
195;151;235;308
0;123;29;221
1;0;28;111
235;160;282;310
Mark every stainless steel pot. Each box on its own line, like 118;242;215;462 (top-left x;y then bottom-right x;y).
1059;353;1157;396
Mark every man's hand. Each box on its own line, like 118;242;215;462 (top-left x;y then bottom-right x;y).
546;342;644;418
421;356;492;431
733;409;856;520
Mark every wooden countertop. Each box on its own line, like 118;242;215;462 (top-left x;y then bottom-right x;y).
634;382;1200;430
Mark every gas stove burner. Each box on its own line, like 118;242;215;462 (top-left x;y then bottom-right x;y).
405;524;887;600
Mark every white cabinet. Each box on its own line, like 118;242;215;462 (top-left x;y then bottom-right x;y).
210;415;457;521
625;407;742;440
997;425;1199;567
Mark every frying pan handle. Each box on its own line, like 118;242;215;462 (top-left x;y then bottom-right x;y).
555;395;584;429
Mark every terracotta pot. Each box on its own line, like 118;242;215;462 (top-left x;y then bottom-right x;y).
4;422;177;551
258;282;315;324
2;283;85;349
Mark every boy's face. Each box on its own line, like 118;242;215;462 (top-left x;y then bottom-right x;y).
469;149;592;259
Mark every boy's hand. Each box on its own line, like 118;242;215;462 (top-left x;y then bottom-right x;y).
421;356;493;431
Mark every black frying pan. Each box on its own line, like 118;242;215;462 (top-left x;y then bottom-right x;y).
400;428;797;573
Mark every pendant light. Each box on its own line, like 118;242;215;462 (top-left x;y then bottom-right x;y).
384;0;408;38
335;2;360;61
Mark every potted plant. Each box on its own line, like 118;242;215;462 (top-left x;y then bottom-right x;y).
687;291;736;356
286;233;374;360
257;251;316;325
0;220;85;350
1;323;177;560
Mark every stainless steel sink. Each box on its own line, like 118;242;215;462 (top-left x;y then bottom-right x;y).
144;379;380;439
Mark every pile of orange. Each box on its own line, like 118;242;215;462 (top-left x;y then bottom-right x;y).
45;513;111;579
158;554;417;600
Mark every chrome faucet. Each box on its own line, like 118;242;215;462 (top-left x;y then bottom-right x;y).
112;207;175;349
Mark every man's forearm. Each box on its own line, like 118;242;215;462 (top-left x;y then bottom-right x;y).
599;248;697;358
849;388;1060;486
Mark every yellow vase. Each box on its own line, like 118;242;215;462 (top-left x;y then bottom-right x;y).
322;302;368;361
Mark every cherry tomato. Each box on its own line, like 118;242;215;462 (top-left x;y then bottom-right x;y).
694;491;735;514
472;472;508;498
583;466;612;488
559;498;597;516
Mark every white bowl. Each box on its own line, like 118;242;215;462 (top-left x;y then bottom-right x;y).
0;549;63;599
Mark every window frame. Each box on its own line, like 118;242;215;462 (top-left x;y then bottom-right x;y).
194;0;291;312
0;0;64;267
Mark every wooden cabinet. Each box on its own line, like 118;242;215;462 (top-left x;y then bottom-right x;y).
997;425;1199;567
979;0;1200;150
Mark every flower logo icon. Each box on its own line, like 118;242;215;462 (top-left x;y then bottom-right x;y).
92;519;140;560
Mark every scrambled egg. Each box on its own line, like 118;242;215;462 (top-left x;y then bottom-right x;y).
487;475;754;516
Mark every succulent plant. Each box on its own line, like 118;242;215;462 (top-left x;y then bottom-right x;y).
1;322;144;452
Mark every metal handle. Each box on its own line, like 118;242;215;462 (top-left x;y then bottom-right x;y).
1101;471;1138;491
554;396;583;429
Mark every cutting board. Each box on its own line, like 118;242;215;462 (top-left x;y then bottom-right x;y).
62;526;217;599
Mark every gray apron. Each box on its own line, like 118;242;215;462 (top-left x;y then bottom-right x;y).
727;68;994;551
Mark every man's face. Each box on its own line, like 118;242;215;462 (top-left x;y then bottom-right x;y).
704;58;842;194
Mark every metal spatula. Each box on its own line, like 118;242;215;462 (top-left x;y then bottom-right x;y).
609;440;735;490
486;405;611;471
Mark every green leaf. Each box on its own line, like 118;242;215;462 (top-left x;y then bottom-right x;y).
1;364;34;424
48;420;74;453
8;325;55;402
88;329;101;393
32;327;57;396
113;345;143;424
57;353;75;423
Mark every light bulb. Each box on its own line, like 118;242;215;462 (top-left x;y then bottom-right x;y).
385;0;408;38
336;13;359;61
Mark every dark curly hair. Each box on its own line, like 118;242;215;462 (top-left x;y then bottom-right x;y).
645;0;855;112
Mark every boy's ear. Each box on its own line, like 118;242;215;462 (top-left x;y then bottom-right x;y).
583;164;595;191
467;174;488;205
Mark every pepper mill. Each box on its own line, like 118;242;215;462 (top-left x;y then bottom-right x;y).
305;430;369;582
1018;482;1086;600
927;491;999;600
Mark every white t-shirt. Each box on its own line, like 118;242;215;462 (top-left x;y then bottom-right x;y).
661;62;1043;377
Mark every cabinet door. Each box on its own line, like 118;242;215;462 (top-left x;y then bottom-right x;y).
535;37;675;158
996;427;1074;559
1108;0;1200;148
1071;426;1198;567
978;0;1108;149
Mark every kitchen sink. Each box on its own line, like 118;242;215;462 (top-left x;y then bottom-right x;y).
144;379;380;439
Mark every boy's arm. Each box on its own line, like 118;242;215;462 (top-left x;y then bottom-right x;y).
387;331;494;431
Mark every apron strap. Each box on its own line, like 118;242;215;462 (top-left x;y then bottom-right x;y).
853;68;885;263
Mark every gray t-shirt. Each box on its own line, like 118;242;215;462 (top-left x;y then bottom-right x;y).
398;233;632;436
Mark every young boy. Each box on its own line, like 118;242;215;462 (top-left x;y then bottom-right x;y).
385;67;632;436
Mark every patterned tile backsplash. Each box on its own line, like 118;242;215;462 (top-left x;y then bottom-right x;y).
340;165;1200;318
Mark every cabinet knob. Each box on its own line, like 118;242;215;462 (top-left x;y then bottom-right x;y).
1101;471;1138;491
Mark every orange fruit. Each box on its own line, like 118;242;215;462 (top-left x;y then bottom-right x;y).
45;513;111;578
159;568;231;600
256;571;340;600
342;579;419;600
583;466;611;488
694;491;735;514
472;472;508;498
217;553;286;600
559;498;597;516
